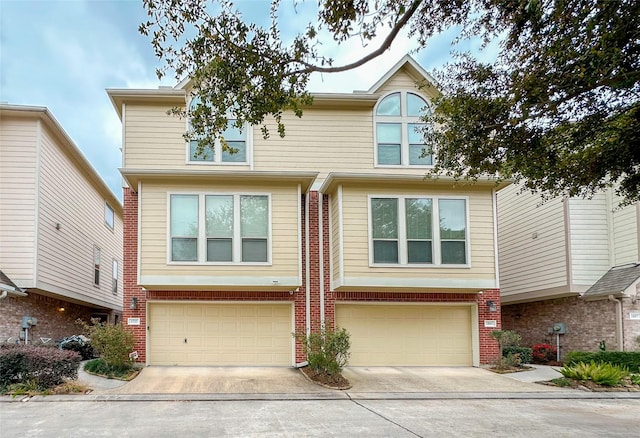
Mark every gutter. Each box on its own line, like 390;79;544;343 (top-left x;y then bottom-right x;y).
608;295;624;351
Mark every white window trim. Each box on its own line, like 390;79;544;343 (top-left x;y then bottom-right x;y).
166;191;272;266
105;202;115;230
373;90;433;168
185;96;253;166
367;194;470;268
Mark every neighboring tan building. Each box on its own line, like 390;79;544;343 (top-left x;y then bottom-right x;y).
498;184;640;357
0;104;123;345
108;55;507;367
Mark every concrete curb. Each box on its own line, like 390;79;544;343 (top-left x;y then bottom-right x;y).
3;391;640;403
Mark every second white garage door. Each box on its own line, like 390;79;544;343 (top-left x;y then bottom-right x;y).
335;303;473;366
148;303;293;366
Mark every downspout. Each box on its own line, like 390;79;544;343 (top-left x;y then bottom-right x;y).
305;192;311;337
0;291;7;301
319;192;325;327
608;295;624;351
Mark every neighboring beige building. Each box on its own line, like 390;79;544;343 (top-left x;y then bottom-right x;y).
498;184;640;355
109;55;507;367
0;104;123;344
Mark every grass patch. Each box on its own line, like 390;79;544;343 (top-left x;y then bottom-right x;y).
550;377;574;387
84;358;138;380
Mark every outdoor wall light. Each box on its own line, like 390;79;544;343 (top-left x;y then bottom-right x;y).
486;300;498;312
130;297;138;310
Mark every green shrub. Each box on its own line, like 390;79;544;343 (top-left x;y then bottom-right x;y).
564;351;640;373
503;346;532;364
59;337;94;360
631;374;640;385
0;344;80;390
78;320;135;369
298;326;351;377
560;361;628;386
491;330;521;349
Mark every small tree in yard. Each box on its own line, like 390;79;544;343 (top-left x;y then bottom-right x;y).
491;330;524;369
79;320;135;370
299;326;351;383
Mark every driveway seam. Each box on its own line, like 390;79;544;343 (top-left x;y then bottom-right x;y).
347;393;423;438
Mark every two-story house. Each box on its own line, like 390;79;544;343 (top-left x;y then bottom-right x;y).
108;56;506;367
498;184;640;356
0;104;123;344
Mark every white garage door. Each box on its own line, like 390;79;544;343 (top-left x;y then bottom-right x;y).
335;304;473;366
148;303;293;366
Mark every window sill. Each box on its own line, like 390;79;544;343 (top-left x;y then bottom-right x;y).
374;164;435;169
167;261;273;267
369;263;471;269
186;161;250;166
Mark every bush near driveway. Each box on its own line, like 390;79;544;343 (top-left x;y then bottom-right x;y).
0;344;80;391
560;361;629;386
78;319;135;370
564;351;640;373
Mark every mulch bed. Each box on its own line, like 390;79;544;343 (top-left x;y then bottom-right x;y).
299;366;352;390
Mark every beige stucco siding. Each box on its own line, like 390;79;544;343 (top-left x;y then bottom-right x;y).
139;181;301;288
0;117;38;285
568;195;611;286
612;200;638;265
498;185;568;298
333;183;496;290
36;124;123;308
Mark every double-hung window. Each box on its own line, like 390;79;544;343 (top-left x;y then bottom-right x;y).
375;91;432;166
170;193;270;263
370;196;468;265
93;246;101;285
112;260;118;294
105;203;115;230
187;96;248;164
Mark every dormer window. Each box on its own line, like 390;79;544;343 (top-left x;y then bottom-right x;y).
187;96;250;164
374;91;432;166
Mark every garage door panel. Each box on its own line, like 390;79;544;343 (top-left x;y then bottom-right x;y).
149;303;292;366
336;304;473;366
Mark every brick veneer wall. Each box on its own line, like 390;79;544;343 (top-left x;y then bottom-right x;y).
0;292;97;345
502;296;620;358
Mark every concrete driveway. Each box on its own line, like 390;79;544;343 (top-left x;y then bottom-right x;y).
87;365;565;395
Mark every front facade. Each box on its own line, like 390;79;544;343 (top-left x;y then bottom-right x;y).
0;105;124;344
109;56;505;367
498;185;640;356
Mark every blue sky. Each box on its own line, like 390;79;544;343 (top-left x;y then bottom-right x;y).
0;0;494;203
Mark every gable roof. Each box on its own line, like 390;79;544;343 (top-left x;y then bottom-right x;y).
0;270;27;297
583;263;640;299
367;54;437;94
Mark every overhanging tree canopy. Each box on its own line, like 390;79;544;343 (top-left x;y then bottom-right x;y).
140;0;640;204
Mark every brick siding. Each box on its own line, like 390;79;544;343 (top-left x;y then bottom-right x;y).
502;296;622;359
0;292;104;345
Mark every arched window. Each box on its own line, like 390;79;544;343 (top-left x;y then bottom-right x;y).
187;95;249;164
374;91;432;166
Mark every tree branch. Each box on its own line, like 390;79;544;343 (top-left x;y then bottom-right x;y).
292;0;423;75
